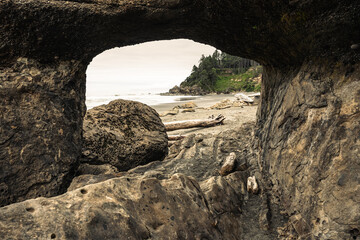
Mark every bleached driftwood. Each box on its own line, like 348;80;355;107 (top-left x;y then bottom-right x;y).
234;93;254;103
247;92;260;98
168;135;186;141
164;115;225;131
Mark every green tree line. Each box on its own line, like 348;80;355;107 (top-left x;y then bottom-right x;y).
180;50;261;92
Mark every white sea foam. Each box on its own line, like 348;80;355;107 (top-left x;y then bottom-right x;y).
86;93;199;109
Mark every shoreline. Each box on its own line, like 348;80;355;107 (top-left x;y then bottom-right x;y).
152;94;258;136
151;94;237;112
87;93;259;137
86;92;259;111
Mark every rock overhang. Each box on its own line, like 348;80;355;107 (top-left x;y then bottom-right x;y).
2;0;359;67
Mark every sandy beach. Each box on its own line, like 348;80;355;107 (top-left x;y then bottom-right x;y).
152;94;258;136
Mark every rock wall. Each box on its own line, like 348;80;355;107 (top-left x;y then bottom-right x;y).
0;58;86;206
256;63;360;239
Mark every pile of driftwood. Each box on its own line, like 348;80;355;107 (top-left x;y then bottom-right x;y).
165;114;225;142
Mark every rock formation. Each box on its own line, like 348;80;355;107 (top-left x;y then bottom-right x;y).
82;99;168;171
0;58;86;206
0;0;359;238
256;64;360;239
165;85;208;95
1;123;282;239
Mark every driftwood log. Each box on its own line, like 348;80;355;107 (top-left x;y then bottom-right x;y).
164;115;225;131
168;135;186;141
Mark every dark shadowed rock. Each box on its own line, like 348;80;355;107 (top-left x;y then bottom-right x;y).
76;163;119;176
165;85;208;95
82;99;168;171
0;58;86;207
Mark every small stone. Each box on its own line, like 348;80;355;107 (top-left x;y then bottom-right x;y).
219;152;236;176
247;176;259;194
350;44;359;50
337;174;346;186
160;108;179;117
181;108;195;113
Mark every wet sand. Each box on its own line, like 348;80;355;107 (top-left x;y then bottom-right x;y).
152;94;258;136
152;94;236;112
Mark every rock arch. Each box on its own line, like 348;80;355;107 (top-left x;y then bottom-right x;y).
0;0;359;238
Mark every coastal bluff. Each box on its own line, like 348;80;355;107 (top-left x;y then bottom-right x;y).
0;0;359;239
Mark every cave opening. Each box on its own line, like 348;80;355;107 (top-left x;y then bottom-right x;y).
81;38;262;176
85;39;215;109
85;39;262;111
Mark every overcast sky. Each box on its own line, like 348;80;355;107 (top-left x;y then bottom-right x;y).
86;39;216;96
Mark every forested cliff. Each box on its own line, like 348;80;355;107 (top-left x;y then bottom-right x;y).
167;50;262;95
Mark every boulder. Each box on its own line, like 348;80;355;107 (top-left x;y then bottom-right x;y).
181;102;197;109
247;93;261;104
82;99;168;171
159;108;179;117
181;108;195;113
210;99;232;109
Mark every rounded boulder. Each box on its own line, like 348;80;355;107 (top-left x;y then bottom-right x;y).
82;99;168;171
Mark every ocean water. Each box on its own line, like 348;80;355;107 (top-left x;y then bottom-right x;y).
84;39;216;109
86;92;199;109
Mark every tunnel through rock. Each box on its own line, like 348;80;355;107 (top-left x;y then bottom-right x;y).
0;0;359;238
85;39;215;109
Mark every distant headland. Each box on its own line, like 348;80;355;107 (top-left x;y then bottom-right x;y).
162;50;262;96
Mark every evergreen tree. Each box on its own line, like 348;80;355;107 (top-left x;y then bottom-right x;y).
181;50;260;92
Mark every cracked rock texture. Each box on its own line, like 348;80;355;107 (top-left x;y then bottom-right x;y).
0;173;250;240
82;99;168;171
0;124;283;239
0;58;86;206
256;64;360;239
0;0;359;238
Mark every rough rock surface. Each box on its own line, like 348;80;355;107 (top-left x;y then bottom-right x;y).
0;58;86;207
0;172;254;240
76;163;119;176
256;64;360;239
82;99;168;171
0;0;359;238
0;123;282;239
165;85;208;96
129;123;257;182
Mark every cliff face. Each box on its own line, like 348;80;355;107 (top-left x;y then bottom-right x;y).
0;0;359;238
257;63;360;238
